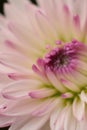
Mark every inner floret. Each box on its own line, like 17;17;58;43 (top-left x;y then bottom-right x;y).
43;40;84;72
32;39;87;96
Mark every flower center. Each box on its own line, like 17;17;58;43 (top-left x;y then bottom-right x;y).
45;48;71;70
32;39;86;82
32;39;87;99
44;40;82;72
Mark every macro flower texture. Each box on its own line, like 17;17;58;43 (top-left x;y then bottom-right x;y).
0;0;87;130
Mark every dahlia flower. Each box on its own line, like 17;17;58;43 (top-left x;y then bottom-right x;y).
0;0;87;130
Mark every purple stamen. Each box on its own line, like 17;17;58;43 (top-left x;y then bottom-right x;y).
44;40;84;72
33;40;85;74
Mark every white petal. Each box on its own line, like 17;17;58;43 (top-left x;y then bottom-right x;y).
61;79;80;92
9;115;49;130
0;73;12;88
0;52;31;72
76;109;87;130
32;98;61;117
29;88;57;99
0;14;7;27
3;99;40;116
50;105;63;130
4;2;29;25
73;97;85;121
8;0;28;8
35;9;57;43
64;106;77;130
80;91;87;103
64;104;87;130
50;104;69;130
0;115;15;127
3;97;54;116
0;95;10;110
37;0;72;40
54;105;69;130
8;22;42;56
46;68;67;92
2;79;41;99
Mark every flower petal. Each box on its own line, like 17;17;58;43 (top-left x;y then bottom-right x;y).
73;97;85;121
9;115;49;130
50;103;69;130
60;79;80;92
76;108;87;130
0;115;15;128
3;97;55;117
80;91;87;103
29;88;57;99
2;79;41;99
35;9;57;43
32;98;61;117
50;105;63;130
64;106;77;130
46;67;67;92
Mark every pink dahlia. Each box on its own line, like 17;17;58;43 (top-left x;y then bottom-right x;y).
0;0;87;130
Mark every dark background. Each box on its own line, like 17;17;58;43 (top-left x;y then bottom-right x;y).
0;0;36;130
0;0;37;14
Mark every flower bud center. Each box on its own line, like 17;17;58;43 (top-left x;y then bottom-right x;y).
44;40;84;72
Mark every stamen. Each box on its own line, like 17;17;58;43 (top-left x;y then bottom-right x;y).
33;40;86;79
43;40;84;72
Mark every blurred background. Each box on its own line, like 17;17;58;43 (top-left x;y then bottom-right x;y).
0;0;37;130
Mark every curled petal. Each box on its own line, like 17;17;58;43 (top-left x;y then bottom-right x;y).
9;115;49;130
80;91;87;103
60;79;80;92
73;97;85;121
46;67;67;92
50;104;69;130
29;88;57;99
2;79;41;100
0;115;15;128
31;98;60;117
64;106;77;130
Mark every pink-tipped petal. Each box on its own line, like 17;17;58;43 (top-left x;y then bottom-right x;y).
29;88;57;99
80;91;87;103
2;79;41;100
46;67;67;92
0;115;15;128
32;98;61;117
61;79;80;92
73;15;80;30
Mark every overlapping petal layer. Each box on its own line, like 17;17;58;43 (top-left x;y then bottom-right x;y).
0;0;87;130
